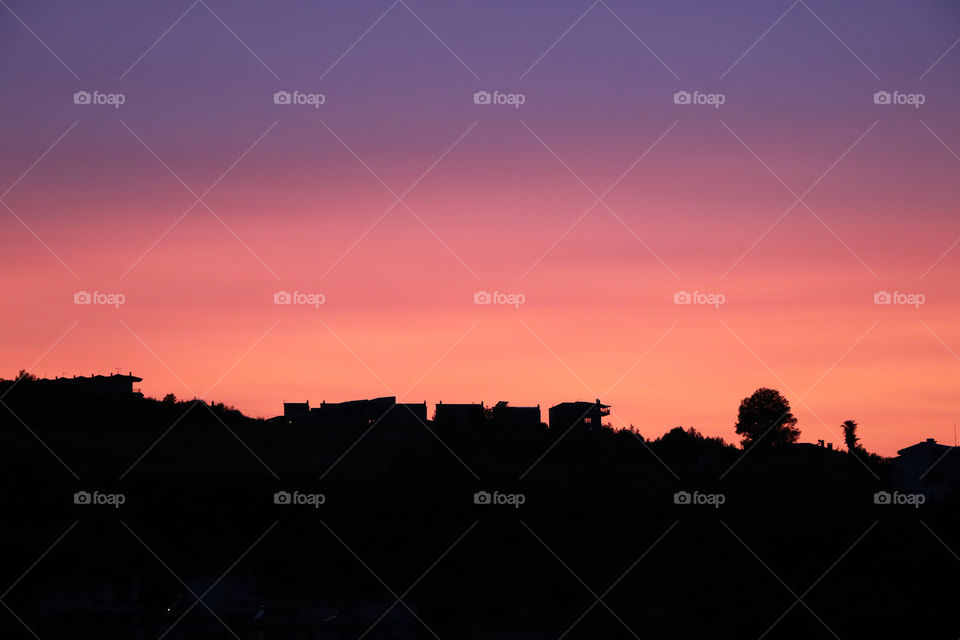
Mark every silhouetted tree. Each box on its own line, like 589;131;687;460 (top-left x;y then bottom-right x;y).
485;401;508;421
16;369;36;381
163;393;177;404
734;388;799;448
662;426;702;443
841;419;860;452
656;426;735;452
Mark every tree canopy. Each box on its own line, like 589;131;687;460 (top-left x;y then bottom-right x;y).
734;388;800;448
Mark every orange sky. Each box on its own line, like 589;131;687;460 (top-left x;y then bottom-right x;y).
3;0;960;457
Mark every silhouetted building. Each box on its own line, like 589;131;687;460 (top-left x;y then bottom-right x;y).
434;401;485;428
310;396;396;428
387;402;428;426
278;396;428;429
549;399;610;432
488;401;541;428
283;401;310;422
893;437;960;499
39;373;142;396
370;401;430;436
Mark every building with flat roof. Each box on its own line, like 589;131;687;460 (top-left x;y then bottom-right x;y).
548;399;610;432
434;402;485;428
488;401;541;428
282;401;310;422
39;373;143;396
893;437;960;499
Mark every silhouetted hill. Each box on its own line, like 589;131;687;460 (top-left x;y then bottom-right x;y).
1;377;957;638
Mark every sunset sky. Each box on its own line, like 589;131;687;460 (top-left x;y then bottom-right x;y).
2;0;960;455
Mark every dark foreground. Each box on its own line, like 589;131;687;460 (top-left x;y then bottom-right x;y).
0;387;957;639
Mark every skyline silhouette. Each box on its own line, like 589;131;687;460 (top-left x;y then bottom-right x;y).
1;366;958;637
3;368;952;465
8;358;958;458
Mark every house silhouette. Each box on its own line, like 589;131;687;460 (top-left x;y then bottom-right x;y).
488;401;541;428
893;437;960;499
548;399;609;432
281;397;427;428
282;401;309;422
280;397;603;432
434;401;485;428
40;373;142;396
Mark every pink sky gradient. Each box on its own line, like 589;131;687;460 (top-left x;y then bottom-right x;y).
3;0;960;456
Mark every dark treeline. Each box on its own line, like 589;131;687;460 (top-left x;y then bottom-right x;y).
0;374;957;639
